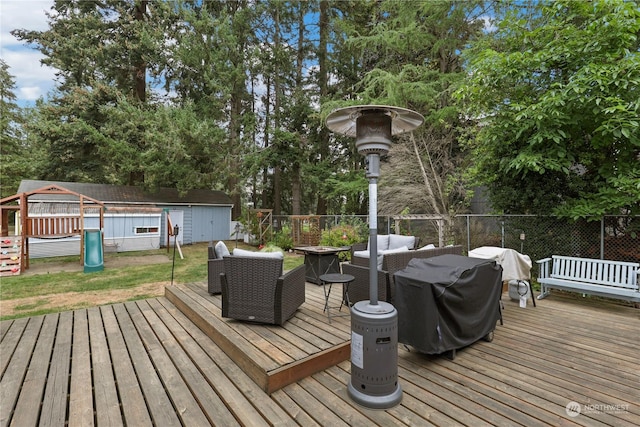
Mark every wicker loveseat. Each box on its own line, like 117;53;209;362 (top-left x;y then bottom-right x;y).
343;245;464;303
220;256;306;326
350;234;421;268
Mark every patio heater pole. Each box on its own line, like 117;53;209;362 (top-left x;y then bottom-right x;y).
326;105;423;409
366;153;380;305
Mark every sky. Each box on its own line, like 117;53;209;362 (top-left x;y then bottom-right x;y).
1;0;56;107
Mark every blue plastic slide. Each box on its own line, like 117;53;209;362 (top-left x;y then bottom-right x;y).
84;229;104;273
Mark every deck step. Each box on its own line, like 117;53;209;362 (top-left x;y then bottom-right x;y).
165;281;351;393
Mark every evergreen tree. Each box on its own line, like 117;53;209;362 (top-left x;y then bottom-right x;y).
163;0;260;218
0;60;29;197
12;0;164;185
323;0;487;220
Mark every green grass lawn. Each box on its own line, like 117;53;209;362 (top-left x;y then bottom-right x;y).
0;242;304;320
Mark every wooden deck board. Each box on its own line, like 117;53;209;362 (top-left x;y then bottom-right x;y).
154;297;298;426
0;317;28;378
164;284;278;391
0;318;18;343
101;304;153;426
40;311;73;427
87;306;122;426
134;299;242;426
11;313;57;426
0;315;43;427
68;308;94;427
111;303;182;426
0;283;638;426
126;300;213;426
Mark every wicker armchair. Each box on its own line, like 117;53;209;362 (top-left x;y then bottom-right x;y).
343;245;464;303
208;243;225;294
220;256;306;325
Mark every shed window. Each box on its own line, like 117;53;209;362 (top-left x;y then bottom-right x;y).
134;227;159;235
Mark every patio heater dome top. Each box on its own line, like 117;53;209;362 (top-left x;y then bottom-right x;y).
325;104;424;138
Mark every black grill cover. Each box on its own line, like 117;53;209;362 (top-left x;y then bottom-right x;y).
394;254;503;355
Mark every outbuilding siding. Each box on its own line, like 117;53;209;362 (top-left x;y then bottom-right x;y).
16;180;233;257
191;205;232;243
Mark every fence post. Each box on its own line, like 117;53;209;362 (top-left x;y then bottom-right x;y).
600;217;605;260
466;215;470;253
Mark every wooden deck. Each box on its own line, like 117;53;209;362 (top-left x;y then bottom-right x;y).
164;282;352;394
1;281;638;426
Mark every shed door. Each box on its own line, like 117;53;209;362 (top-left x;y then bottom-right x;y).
168;210;184;245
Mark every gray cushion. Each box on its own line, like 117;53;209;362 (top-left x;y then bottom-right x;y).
388;234;416;250
215;241;230;259
377;245;409;269
367;235;390;252
353;250;370;259
232;248;284;259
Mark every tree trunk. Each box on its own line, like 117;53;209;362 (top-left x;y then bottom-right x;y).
229;93;243;220
273;7;282;216
133;1;147;103
316;0;329;215
262;75;271;209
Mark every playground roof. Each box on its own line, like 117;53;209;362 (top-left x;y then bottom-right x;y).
17;180;233;207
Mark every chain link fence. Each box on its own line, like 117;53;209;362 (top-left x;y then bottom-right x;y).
453;215;639;264
272;214;639;268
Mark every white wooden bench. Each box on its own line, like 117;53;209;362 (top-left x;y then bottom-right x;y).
537;255;640;302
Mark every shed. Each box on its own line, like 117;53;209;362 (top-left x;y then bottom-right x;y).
15;180;233;258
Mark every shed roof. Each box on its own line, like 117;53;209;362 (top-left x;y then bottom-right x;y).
18;180;233;207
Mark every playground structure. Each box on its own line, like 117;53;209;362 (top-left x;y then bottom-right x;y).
0;184;105;275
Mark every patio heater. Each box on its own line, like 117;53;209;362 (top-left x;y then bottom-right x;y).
326;105;424;409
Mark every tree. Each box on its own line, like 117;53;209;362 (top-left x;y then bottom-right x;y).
0;60;30;197
163;0;260;219
12;0;166;186
457;0;640;218
315;0;382;215
324;0;487;223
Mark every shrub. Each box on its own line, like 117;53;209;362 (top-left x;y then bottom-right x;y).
260;244;284;254
320;224;363;261
269;225;294;251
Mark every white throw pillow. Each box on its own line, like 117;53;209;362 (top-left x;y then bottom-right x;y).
388;234;416;250
215;241;230;259
418;244;436;251
232;248;284;259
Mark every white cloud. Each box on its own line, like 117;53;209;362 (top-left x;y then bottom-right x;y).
19;85;45;101
1;1;56;105
481;15;497;33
